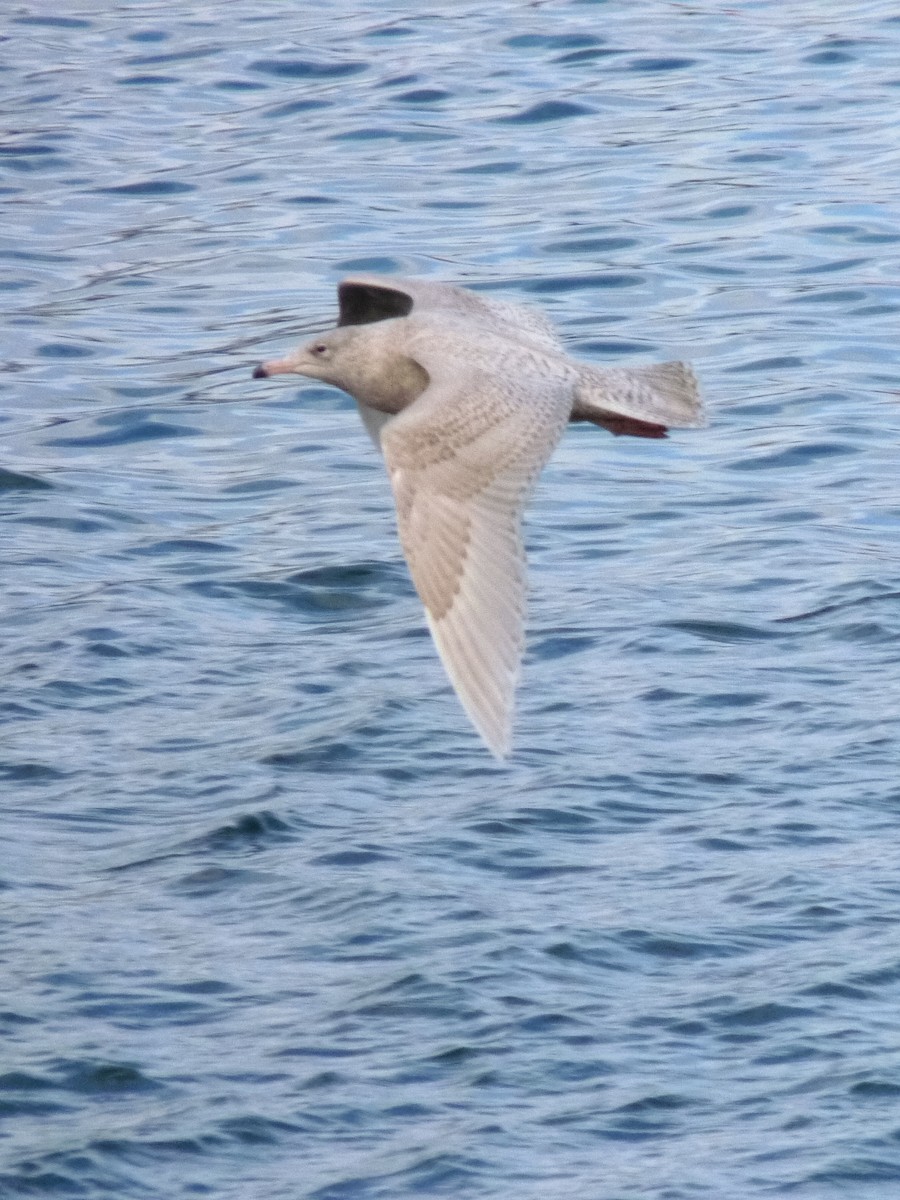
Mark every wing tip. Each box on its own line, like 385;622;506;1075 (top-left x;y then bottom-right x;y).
424;611;519;760
482;726;513;762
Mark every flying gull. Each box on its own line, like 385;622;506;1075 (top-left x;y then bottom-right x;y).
253;274;704;758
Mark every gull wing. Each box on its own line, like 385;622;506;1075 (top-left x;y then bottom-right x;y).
338;273;563;354
379;333;573;757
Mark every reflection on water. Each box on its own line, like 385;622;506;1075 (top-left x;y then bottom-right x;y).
3;2;900;1198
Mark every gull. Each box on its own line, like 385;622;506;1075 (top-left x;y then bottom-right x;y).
253;274;704;758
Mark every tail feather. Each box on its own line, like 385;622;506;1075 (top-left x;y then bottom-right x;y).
572;361;704;434
586;412;669;438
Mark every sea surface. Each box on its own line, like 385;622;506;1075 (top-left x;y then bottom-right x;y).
3;2;900;1197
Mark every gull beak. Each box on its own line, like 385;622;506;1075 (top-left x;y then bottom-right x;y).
252;354;296;379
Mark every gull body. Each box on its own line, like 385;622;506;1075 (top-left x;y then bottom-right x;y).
253;275;704;758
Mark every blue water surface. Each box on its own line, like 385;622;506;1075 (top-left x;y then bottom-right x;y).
3;2;900;1197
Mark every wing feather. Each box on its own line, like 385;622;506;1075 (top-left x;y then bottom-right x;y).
339;273;564;354
380;340;572;757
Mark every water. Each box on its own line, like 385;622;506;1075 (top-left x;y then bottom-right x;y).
3;2;900;1196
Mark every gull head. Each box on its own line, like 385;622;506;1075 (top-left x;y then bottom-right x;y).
253;321;428;414
252;326;362;385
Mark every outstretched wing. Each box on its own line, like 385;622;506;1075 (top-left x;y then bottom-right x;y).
379;335;572;757
338;273;563;355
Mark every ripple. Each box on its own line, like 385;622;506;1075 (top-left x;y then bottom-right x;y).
496;99;595;123
46;418;198;446
714;1002;815;1028
629;56;696;71
0;467;52;490
0;760;69;782
523;272;642;292
58;1060;162;1096
119;74;180;86
504;34;602;50
196;810;297;851
663;620;775;643
96;178;196;195
14;14;91;26
250;57;366;79
728;441;857;469
36;340;95;358
265;98;331;119
185;560;406;618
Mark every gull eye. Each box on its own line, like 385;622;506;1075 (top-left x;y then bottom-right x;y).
312;343;328;356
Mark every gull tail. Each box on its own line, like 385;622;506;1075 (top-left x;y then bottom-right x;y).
572;361;704;437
